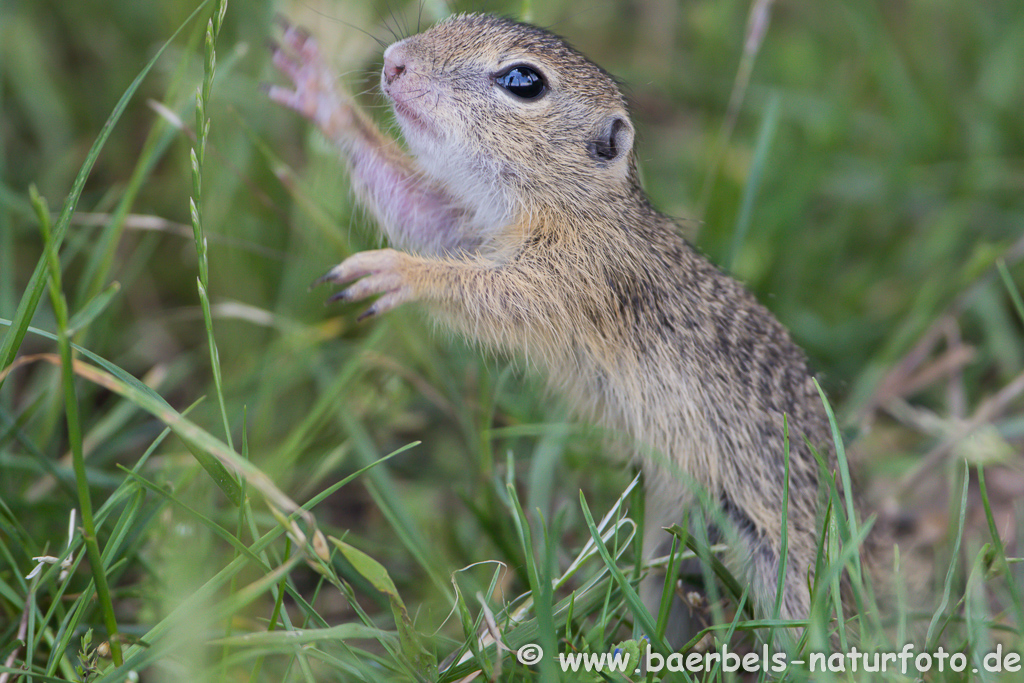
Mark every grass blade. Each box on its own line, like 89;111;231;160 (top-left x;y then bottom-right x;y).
0;0;212;386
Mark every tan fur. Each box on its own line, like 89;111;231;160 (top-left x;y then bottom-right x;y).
270;13;842;630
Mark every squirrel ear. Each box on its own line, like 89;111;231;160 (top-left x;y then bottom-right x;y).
588;115;634;164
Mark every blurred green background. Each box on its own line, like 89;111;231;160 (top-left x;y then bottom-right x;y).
2;0;1023;678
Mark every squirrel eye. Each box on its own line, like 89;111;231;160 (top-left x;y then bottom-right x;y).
495;66;546;100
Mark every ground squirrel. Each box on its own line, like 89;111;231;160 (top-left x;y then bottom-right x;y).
269;13;841;638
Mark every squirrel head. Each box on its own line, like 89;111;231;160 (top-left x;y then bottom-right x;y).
381;13;639;229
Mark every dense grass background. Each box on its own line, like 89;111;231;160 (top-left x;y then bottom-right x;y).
1;0;1023;680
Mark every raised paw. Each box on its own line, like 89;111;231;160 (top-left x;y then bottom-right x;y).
313;249;419;320
265;17;354;140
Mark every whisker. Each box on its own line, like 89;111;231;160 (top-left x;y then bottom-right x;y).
380;0;404;41
306;7;389;49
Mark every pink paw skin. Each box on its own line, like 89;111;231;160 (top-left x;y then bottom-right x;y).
266;17;354;140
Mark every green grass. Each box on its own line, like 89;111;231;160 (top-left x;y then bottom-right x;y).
2;0;1024;681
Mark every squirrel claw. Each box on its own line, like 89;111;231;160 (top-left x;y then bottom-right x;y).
272;13;291;32
315;249;416;318
327;288;351;303
357;305;378;322
274;17;316;58
311;268;339;289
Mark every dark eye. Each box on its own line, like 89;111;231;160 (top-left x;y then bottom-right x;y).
495;66;546;100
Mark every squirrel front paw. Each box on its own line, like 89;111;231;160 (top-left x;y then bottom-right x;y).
313;249;419;321
266;17;355;140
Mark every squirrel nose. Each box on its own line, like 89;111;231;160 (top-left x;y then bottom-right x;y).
383;55;406;85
